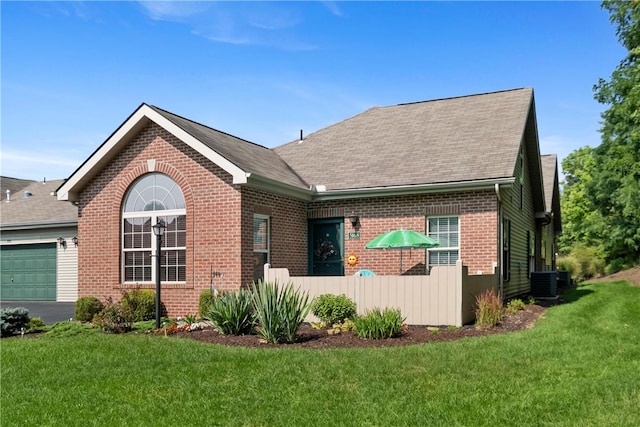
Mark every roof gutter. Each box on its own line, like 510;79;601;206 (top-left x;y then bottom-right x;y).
244;173;314;201
312;177;515;201
0;219;78;231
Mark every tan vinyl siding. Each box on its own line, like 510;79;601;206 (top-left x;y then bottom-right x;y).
57;241;78;302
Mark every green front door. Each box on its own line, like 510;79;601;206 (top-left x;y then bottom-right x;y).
309;219;344;276
1;243;56;300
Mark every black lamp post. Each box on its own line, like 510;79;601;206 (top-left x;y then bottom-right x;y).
152;219;166;329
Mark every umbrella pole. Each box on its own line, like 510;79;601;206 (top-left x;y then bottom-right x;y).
400;249;403;275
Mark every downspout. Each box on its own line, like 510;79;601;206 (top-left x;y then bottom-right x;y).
495;183;504;298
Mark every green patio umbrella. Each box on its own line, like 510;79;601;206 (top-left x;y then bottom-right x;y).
365;229;440;274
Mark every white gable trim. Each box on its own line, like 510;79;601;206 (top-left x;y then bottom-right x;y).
57;104;248;201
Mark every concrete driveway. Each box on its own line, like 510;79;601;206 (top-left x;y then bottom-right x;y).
0;301;74;324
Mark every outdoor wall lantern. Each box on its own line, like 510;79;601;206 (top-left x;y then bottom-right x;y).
152;219;166;329
72;236;78;247
348;212;359;227
57;237;66;248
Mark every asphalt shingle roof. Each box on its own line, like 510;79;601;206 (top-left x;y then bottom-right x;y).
148;105;308;189
274;88;533;191
0;179;78;227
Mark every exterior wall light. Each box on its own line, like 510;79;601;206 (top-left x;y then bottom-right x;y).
57;237;66;248
348;212;359;227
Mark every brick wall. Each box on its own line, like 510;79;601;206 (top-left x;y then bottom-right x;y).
240;187;308;284
78;122;244;316
308;190;499;276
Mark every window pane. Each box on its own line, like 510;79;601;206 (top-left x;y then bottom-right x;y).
124;250;152;282
253;217;269;251
123;173;185;213
428;216;459;249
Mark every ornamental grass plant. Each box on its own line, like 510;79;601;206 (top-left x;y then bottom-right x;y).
354;307;405;339
475;288;503;328
205;289;256;335
251;280;311;344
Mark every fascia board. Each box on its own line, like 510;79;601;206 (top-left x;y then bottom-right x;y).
58;105;248;201
145;108;248;184
310;178;515;201
245;174;313;201
0;219;78;231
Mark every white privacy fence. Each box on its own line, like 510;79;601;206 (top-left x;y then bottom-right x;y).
264;260;497;326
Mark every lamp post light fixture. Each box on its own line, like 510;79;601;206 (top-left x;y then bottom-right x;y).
152;219;166;329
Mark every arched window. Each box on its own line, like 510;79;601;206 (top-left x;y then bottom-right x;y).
122;173;186;283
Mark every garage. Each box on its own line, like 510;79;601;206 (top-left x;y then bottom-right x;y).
1;243;57;300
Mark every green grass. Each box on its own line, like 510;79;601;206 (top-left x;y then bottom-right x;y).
2;281;640;426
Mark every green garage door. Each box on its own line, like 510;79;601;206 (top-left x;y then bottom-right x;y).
1;243;56;300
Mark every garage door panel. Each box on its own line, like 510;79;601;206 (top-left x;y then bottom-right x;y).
1;244;57;301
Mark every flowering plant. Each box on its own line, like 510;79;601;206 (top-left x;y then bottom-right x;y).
314;236;337;261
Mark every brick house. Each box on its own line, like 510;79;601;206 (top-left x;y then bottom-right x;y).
57;88;561;317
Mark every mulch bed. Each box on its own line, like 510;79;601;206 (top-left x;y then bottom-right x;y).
174;299;560;349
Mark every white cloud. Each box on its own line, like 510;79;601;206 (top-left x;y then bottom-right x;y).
137;1;209;21
322;2;345;17
136;1;319;51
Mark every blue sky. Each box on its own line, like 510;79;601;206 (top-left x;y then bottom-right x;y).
1;1;624;181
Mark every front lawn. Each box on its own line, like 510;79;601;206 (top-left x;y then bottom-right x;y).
2;281;639;426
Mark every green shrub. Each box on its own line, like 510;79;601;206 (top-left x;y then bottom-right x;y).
184;313;198;325
251;280;311;344
198;289;217;318
505;298;526;315
604;258;628;275
93;297;135;334
558;244;606;282
354;307;404;339
26;317;47;333
0;307;30;336
310;294;357;327
205;289;256;335
74;296;104;322
121;288;156;321
475;289;503;329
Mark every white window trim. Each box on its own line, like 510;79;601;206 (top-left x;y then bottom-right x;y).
426;215;460;267
253;214;270;258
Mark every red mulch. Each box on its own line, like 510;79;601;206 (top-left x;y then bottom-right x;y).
174;299;560;349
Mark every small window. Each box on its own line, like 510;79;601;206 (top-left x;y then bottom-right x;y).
527;230;535;277
253;215;270;281
427;216;459;269
503;218;511;282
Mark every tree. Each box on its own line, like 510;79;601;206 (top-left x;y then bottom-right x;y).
557;147;602;254
590;0;640;264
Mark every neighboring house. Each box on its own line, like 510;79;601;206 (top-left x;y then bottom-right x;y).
57;88;561;317
1;178;78;302
540;154;562;271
